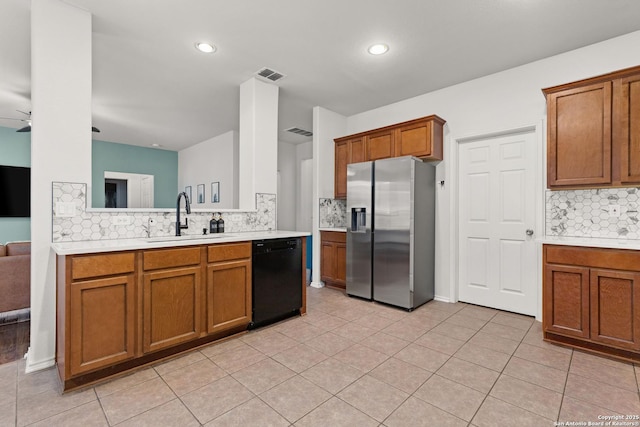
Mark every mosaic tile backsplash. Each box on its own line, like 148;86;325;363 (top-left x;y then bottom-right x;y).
52;182;276;242
319;198;346;228
546;188;640;239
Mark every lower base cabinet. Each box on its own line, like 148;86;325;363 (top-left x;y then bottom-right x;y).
543;244;640;361
320;231;346;289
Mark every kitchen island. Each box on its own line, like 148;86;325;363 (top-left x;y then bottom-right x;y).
52;230;309;391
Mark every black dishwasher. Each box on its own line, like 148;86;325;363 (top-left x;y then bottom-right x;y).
250;237;302;328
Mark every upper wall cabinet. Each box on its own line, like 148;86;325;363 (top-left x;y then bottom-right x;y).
544;65;640;189
334;115;446;199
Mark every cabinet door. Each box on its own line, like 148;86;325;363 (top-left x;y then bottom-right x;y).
321;241;336;282
143;266;201;353
366;129;394;161
349;137;366;164
207;259;251;334
334;140;348;199
547;81;612;187
395;119;434;158
335;243;347;287
617;73;640;184
69;275;135;375
590;269;640;350
543;264;590;338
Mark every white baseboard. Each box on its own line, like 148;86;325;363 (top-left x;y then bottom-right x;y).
24;348;55;374
309;281;324;289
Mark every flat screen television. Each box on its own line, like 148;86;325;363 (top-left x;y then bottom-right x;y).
0;165;30;217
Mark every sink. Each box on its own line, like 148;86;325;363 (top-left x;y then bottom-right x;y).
145;234;234;243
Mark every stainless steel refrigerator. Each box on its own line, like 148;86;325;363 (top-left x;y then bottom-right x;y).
346;156;435;309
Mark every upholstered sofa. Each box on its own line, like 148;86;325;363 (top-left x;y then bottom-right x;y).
0;241;30;313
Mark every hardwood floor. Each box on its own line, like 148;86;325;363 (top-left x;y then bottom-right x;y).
0;320;29;365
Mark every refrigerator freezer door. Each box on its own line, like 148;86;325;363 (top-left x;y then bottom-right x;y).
346;161;373;299
373;157;413;308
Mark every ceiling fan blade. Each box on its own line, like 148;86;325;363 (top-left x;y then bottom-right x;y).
16;125;31;132
0;117;26;121
16;110;31;116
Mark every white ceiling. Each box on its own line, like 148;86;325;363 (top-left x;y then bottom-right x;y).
1;0;640;151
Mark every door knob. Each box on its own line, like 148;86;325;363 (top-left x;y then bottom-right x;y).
526;229;534;236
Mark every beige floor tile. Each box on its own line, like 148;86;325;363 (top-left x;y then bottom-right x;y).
480;322;527;341
369;357;432;394
231;358;295;394
521;326;574;355
331;306;375;322
382;321;431;342
490;312;534;331
415;307;454;322
260;376;331;423
294;396;378;427
359;332;410;356
559;395;624;424
436;357;499;393
16;366;60;399
353;313;398;331
431;322;477;341
301;311;348;331
271;343;327;373
371;304;410;321
99;377;175;425
153;350;205;376
414;374;485;421
27;400;108;427
207;342;267;373
400;314;442;332
114;398;199;427
200;337;248;358
514;342;572;371
332;322;377;342
0;399;16;427
424;301;465;315
181;375;254;424
384;396;467;427
161;358;227;396
301;358;364;394
454;342;511;372
337;374;409;422
472;396;554;427
564;373;640;415
304;332;354;356
570;351;637;391
467;330;519;355
503;356;567;393
205;397;289;427
445;313;488;331
333;343;389;372
17;387;96;427
242;331;298;356
414;331;466;355
636;365;640;390
490;374;562;420
278;321;325;342
395;343;450;372
457;305;498;321
0;365;16;406
94;368;158;398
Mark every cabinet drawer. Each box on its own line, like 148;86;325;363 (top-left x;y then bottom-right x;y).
545;245;640;271
143;247;201;270
71;252;135;280
321;231;346;244
208;242;251;263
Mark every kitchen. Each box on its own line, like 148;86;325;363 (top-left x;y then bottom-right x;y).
2;0;640;425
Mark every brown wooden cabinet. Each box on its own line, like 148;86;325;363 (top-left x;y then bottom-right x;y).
206;242;252;334
544;65;640;188
543;244;640;362
320;231;346;289
334;115;446;199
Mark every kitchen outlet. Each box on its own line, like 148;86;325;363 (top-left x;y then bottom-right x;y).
608;204;621;218
111;216;132;226
231;214;242;222
55;202;76;217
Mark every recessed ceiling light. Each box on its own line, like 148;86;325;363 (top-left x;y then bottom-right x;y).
195;42;216;53
368;43;389;55
151;143;161;147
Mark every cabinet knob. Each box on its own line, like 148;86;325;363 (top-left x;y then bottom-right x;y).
526;229;534;236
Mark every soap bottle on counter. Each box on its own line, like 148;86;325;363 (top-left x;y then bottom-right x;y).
209;213;218;234
217;213;224;233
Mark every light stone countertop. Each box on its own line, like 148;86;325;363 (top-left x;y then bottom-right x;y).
319;228;347;232
52;230;311;255
537;235;640;251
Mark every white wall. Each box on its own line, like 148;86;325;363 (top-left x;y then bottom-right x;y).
335;30;640;302
311;107;347;287
296;141;313;231
277;141;296;230
29;0;92;372
179;130;239;209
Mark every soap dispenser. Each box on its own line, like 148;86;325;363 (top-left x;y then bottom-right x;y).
209;213;218;234
217;213;225;233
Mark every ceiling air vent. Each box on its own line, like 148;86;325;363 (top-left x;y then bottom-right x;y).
285;127;313;137
255;67;286;83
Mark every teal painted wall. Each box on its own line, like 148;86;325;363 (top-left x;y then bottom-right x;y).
92;140;178;208
0;126;31;243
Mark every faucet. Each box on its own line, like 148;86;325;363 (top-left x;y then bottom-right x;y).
176;191;191;236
